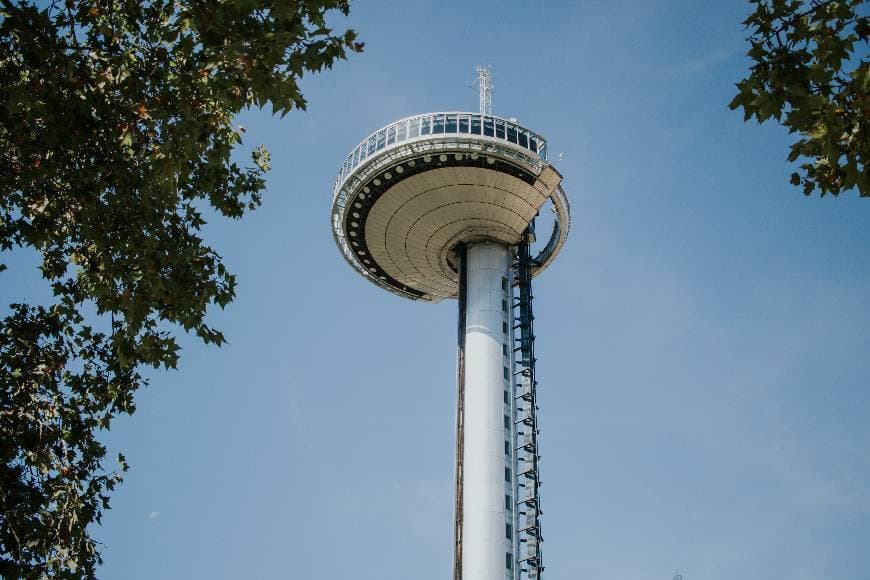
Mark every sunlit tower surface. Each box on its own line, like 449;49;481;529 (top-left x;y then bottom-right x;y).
330;67;570;580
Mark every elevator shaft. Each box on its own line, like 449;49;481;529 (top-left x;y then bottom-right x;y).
453;234;544;580
454;242;516;580
513;232;544;579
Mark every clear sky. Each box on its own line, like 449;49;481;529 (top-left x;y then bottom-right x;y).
4;1;869;579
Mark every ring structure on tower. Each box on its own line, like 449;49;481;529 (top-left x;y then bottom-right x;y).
331;112;570;302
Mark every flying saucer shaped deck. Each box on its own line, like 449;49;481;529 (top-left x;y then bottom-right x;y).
331;112;570;302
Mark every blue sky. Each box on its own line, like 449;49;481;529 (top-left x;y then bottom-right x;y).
4;1;870;578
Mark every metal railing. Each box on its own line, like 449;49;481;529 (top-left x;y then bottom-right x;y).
332;112;548;198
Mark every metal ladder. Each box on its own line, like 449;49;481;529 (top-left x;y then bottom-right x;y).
513;229;544;579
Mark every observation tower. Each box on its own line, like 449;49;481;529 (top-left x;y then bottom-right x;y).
330;66;570;580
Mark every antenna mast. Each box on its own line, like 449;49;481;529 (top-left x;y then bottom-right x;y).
475;64;493;115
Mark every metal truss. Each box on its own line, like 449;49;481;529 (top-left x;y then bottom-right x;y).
513;229;544;579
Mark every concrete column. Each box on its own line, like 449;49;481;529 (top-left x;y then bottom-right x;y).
461;241;514;580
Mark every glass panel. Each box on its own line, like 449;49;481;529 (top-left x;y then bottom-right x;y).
483;117;494;137
409;117;420;138
386;125;396;145
506;124;517;143
495;120;506;139
528;136;538;153
518;131;528;148
359;144;367;161
471;116;482;134
432;114;445;134
367;135;377;155
446;114;458;133
539;143;547;160
397;121;407;142
421;116;431;135
458;115;469;133
352;147;360;168
376;130;386;150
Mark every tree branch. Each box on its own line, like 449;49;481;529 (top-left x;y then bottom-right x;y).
0;0;19;15
771;0;840;34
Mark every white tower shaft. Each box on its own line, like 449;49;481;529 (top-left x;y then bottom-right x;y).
460;241;515;580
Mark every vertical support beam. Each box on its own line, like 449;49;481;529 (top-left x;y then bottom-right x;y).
454;244;468;580
461;241;514;580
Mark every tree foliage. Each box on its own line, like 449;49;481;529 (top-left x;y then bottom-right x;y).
730;0;869;197
0;0;361;576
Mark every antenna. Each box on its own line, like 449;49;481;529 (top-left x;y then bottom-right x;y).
674;565;683;580
472;64;492;115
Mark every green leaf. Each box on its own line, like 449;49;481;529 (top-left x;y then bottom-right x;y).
731;0;867;198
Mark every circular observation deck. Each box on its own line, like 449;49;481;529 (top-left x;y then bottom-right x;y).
331;112;570;302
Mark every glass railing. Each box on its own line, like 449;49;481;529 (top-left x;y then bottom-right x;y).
334;112;548;192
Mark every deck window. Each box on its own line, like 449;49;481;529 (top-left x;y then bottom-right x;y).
518;131;528;149
495;120;506;139
446;114;458;133
432;114;445;134
483;117;494;137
